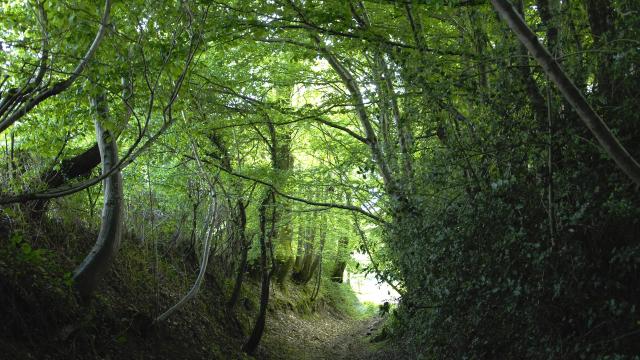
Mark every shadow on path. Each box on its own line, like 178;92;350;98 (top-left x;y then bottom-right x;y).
258;311;385;360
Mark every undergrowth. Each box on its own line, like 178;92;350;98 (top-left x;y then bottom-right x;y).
0;214;372;359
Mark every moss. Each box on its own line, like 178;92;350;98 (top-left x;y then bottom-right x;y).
0;216;388;360
0;219;248;360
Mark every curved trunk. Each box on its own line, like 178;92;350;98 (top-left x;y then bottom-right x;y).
155;200;215;323
72;91;123;302
31;73;132;219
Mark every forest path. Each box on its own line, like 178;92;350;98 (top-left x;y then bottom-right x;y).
259;310;385;360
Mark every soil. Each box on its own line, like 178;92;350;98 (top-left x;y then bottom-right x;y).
258;311;387;360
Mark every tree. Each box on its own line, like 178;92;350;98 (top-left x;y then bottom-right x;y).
243;190;276;355
491;0;640;186
0;0;112;134
72;88;123;301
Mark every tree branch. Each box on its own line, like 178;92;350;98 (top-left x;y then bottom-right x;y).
0;0;112;134
208;160;385;223
491;0;640;186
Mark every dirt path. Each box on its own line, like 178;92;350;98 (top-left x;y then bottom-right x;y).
258;311;385;360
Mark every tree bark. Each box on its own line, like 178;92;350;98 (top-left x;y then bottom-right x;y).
227;199;249;309
307;223;327;285
293;217;317;284
31;72;132;219
72;90;123;302
243;191;275;355
28;144;101;218
267;122;295;285
293;220;305;273
331;236;349;283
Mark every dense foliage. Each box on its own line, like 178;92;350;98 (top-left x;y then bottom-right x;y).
1;0;639;358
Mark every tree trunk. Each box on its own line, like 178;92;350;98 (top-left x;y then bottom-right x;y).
299;241;316;283
293;220;317;284
228;239;249;309
585;0;617;106
207;131;251;309
307;224;327;285
268;124;295;285
243;191;274;355
331;236;349;283
491;0;640;186
228;199;249;309
274;216;294;284
310;221;327;302
72;90;123;302
154;200;215;323
31;72;132;219
293;220;305;273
